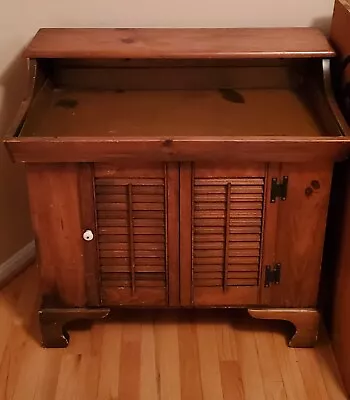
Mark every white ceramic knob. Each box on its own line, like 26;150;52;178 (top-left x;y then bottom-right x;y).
83;230;94;241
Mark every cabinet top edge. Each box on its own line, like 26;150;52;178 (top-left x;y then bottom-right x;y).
24;28;335;60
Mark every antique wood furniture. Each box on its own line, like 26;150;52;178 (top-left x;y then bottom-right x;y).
325;0;350;395
4;27;350;348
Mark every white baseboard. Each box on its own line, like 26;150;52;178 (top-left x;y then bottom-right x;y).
0;241;36;285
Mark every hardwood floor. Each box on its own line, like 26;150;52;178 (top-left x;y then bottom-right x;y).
0;265;347;400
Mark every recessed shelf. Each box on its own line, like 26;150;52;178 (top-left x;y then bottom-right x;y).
21;88;326;138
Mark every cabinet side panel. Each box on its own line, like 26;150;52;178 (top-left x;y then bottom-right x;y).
26;163;87;307
331;162;350;395
271;162;333;307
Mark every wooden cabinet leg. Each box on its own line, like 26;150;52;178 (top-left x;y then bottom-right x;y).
39;307;110;348
248;308;320;348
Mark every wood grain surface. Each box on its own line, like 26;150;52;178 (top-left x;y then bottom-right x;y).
20;89;326;138
7;137;350;164
261;162;333;308
0;265;346;400
24;28;335;59
26;164;87;307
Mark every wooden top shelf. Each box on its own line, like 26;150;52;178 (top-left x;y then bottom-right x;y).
20;88;326;138
24;28;335;59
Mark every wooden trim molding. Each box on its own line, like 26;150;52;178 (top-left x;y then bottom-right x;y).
0;241;35;288
5;137;350;163
24;28;335;59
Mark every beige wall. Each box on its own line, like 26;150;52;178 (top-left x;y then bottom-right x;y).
0;0;335;264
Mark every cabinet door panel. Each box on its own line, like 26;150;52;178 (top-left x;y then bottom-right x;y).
180;162;266;306
261;162;333;307
95;162;179;306
27;163;91;307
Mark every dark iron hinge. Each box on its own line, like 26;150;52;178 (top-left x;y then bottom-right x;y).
270;176;288;203
264;263;281;287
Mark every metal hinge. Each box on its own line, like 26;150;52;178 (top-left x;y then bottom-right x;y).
264;263;281;287
270;176;288;203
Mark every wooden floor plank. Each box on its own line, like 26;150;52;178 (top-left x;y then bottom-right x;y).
178;319;203;400
0;266;347;400
235;321;266;400
54;353;82;400
0;267;40;400
55;325;103;400
255;328;287;400
55;328;100;400
196;317;224;400
77;325;104;400
155;313;181;400
96;322;122;400
118;319;142;400
140;320;159;400
220;360;244;400
215;318;238;362
33;350;63;400
273;330;309;400
296;348;330;400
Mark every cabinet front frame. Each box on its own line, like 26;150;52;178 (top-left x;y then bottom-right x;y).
28;159;334;310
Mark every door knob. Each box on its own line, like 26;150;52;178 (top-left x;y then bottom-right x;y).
83;230;94;241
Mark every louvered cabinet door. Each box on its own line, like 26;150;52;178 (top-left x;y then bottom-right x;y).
180;163;266;306
94;162;179;306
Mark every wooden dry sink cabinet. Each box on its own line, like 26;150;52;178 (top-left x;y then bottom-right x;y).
4;27;350;348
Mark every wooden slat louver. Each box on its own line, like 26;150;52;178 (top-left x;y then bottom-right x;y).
94;163;168;306
193;177;264;291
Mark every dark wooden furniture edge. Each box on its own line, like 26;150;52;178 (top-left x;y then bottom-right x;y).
4;60;39;152
5;48;349;164
323;161;350;396
323;59;350;134
4;137;350;163
39;307;110;348
327;1;350;395
248;308;320;347
24;28;335;59
38;305;319;348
